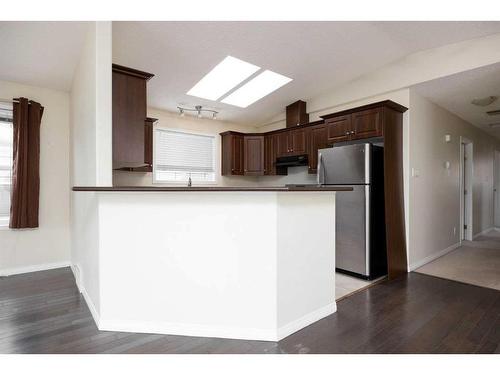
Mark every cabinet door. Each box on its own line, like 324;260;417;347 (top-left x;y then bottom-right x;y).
112;71;147;166
143;120;153;167
232;135;244;175
325;115;351;143
308;125;328;173
244;136;265;175
264;135;274;175
289;128;307;155
276;132;290;157
351;108;382;139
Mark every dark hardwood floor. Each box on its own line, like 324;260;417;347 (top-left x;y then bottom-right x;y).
0;267;499;354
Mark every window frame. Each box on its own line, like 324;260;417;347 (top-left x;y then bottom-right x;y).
0;102;13;228
152;125;218;185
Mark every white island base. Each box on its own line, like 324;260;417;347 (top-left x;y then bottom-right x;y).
78;191;336;342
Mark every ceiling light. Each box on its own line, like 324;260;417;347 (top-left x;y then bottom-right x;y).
187;56;260;101
471;96;498;107
221;70;292;108
177;105;218;120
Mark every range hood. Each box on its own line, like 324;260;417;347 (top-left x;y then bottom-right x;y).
275;154;308;167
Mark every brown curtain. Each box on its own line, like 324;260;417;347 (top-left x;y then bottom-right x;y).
10;97;44;229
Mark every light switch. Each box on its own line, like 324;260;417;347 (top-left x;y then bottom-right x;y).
445;134;451;143
411;167;420;177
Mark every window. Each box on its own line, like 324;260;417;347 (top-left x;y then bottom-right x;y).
154;128;216;184
0;103;13;226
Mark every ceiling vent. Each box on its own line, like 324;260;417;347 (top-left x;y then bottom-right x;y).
486;109;500;116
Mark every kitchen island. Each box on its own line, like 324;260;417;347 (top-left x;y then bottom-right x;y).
71;186;351;341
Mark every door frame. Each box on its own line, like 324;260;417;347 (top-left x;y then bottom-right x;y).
494;150;500;228
459;136;473;242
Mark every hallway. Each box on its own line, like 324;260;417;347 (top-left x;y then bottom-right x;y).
416;229;500;291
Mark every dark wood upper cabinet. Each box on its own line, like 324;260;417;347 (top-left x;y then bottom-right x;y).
221;132;244;175
276;128;307;157
325;115;351;143
351;108;382;139
143;117;158;170
289;128;307;155
286;100;309;128
112;64;154;171
264;135;274;175
244;136;265;176
264;134;287;176
277;132;290;157
308;125;329;173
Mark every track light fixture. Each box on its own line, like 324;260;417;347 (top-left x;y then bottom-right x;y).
177;105;218;120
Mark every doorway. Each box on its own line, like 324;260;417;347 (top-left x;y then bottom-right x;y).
494;150;500;228
460;137;473;241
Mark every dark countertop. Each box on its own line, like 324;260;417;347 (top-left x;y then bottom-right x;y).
72;185;353;192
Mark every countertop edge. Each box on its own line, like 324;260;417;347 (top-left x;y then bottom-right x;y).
72;186;353;192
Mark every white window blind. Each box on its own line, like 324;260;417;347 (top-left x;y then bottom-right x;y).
0;104;13;226
154;129;216;183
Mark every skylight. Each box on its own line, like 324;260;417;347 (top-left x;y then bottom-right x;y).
221;70;292;108
187;56;260;101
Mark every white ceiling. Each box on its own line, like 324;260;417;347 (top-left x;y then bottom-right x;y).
0;22;88;91
414;63;500;139
112;21;500;125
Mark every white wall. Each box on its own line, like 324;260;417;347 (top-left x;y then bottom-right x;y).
112;107;261;187
96;191;335;341
70;22;113;317
0;80;70;275
408;90;500;269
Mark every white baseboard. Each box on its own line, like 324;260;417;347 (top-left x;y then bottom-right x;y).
0;261;70;277
409;242;460;271
473;227;495;239
276;302;337;341
99;319;278;342
99;302;337;342
70;264;100;328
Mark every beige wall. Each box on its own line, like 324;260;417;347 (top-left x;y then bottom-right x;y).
408;90;500;269
113;107;261;187
0;79;70;274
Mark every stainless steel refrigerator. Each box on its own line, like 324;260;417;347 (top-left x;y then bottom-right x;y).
318;143;387;279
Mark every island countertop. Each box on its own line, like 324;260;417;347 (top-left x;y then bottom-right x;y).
72;185;353;192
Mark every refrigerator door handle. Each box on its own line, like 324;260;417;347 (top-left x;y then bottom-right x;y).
317;153;325;185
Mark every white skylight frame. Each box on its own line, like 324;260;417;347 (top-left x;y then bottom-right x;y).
187;56;260;101
221;70;292;108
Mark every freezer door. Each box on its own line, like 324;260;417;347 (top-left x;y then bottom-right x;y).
335;184;370;276
318;143;371;185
